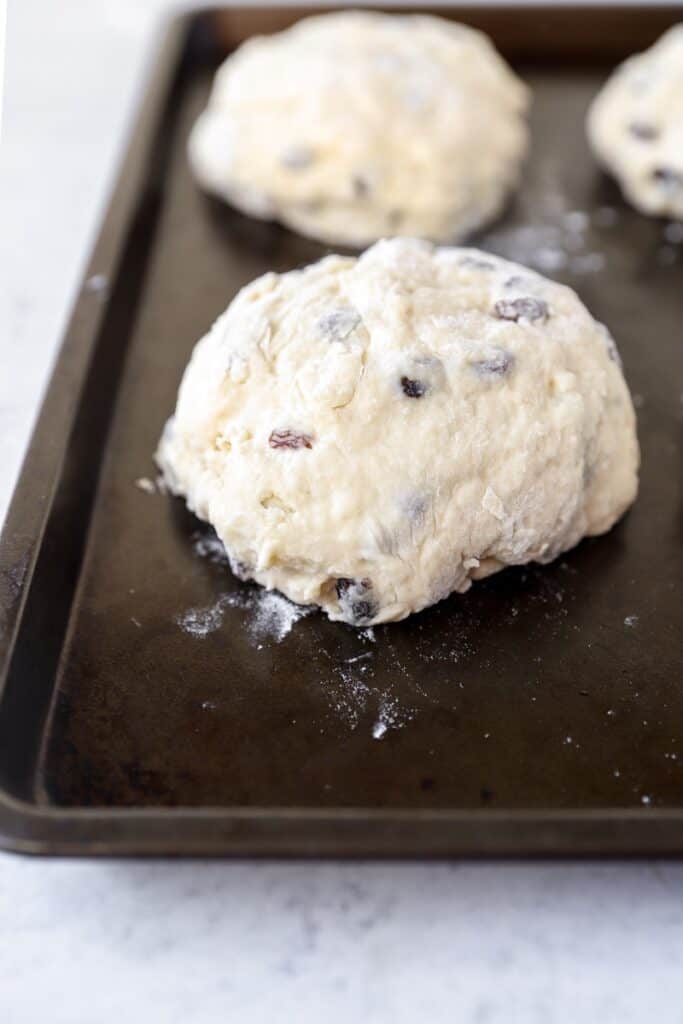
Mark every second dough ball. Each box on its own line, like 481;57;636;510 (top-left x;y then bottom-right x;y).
189;11;530;247
588;25;683;219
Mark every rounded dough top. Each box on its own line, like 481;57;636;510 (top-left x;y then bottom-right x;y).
158;238;639;626
189;11;530;247
587;25;683;218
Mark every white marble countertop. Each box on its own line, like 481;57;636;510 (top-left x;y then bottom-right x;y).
2;2;683;1020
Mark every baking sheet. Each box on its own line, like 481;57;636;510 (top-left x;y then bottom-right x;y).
0;6;681;855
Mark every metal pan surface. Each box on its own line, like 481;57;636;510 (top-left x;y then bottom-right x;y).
0;6;681;855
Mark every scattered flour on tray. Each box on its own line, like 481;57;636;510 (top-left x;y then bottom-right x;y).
372;693;414;740
176;599;230;639
85;273;108;294
323;652;417;736
176;588;311;644
175;584;414;737
174;533;591;743
248;591;313;643
481;160;611;276
135;476;156;494
175;536;465;740
327;663;372;729
134;474;168;495
5;552;29;599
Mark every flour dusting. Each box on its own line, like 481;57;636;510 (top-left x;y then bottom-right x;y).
176;598;230;638
135;476;156;494
134;474;169;495
176;587;311;645
372;692;415;740
85;273;108;294
328;664;372;729
5;552;29;598
249;591;313;643
482;161;609;277
347;652;372;665
322;647;418;736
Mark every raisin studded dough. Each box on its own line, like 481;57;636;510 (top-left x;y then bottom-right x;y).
157;238;639;626
189;11;529;247
588;25;683;218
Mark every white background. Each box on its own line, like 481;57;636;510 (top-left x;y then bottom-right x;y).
2;2;683;1021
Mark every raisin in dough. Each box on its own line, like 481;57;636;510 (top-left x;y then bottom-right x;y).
157;238;639;626
188;11;530;247
588;25;683;219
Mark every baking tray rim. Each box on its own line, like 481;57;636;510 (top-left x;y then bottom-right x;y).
2;5;683;857
4;789;683;857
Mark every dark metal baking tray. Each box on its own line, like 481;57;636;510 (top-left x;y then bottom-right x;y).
1;6;682;856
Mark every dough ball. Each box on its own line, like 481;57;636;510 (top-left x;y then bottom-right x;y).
157;238;639;626
587;25;683;219
189;11;530;247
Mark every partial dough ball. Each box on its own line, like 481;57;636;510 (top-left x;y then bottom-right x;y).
189;11;530;247
157;238;639;626
588;25;683;218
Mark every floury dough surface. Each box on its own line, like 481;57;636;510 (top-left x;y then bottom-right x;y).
188;11;530;247
588;25;683;219
157;239;639;626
